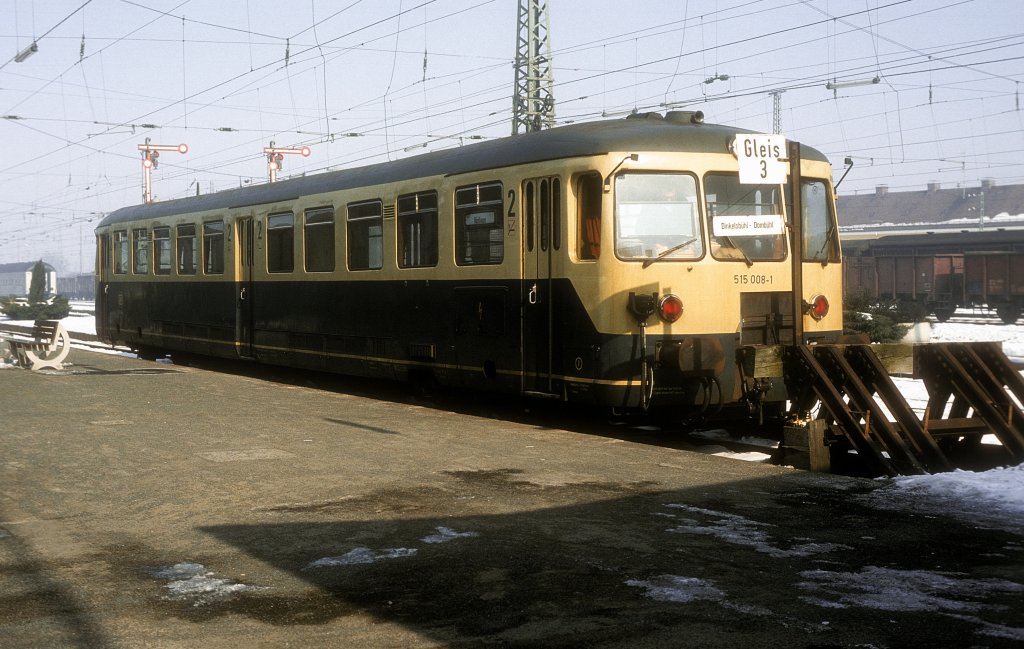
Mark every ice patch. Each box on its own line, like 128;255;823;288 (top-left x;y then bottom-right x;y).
625;574;724;603
711;450;772;463
799;565;1024;614
0;527;10;539
664;504;849;558
305;546;417;568
149;562;206;580
691;428;779;450
147;562;264;606
421;526;480;544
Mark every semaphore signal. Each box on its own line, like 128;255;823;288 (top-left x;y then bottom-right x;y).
138;138;189;204
263;141;311;183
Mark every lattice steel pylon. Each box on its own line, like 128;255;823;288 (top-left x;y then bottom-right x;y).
512;0;555;135
770;90;785;134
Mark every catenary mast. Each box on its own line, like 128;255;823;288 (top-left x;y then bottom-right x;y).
512;0;555;134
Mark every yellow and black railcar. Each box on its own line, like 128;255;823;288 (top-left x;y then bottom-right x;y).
96;112;843;416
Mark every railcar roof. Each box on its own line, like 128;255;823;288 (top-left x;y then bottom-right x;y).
98;115;830;228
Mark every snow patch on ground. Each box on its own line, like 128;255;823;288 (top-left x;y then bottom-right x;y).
147;562;265;606
305;547;418;568
861;463;1024;536
625;574;724;603
421;526;480;544
799;565;1024;613
663;504;850;558
799;566;1024;641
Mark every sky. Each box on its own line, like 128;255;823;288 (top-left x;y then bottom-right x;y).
2;0;1023;274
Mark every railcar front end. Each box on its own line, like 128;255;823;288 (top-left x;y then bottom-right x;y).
551;120;843;419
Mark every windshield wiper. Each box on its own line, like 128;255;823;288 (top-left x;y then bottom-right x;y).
642;237;698;268
721;237;754;267
813;225;837;264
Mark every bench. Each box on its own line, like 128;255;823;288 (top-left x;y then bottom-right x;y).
2;320;70;370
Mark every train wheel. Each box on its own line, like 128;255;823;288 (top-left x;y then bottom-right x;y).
933;307;954;323
996;304;1020;325
136;345;161;361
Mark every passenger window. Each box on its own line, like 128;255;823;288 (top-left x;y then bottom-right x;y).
397;191;438;268
113;230;129;274
347;200;383;270
552;178;561;250
577;172;602;259
267;212;294;273
304;207;335;272
176;224;197;275
132;228;149;274
153;227;172;275
525;182;535;252
203;220;225;274
456;182;504;265
540;180;550;252
99;234;111;276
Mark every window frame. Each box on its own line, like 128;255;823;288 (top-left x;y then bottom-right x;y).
132;228;150;274
176;224;197;275
576;172;603;260
455;181;504;266
703;172;786;263
397;191;439;269
303;206;336;273
613;172;704;263
347;200;384;271
153;226;172;275
113;230;129;275
797;178;840;264
266;212;295;274
203;220;225;275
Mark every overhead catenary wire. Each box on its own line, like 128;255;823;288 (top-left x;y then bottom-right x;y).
2;0;1023;263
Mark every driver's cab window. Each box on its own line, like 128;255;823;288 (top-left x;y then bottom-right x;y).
704;174;785;262
799;179;839;263
614;173;703;262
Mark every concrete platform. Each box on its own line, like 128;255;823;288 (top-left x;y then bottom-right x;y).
1;349;1021;648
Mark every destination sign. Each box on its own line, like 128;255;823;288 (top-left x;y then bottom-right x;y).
712;213;785;237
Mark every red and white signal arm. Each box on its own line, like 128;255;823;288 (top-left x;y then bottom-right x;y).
733;134;786;185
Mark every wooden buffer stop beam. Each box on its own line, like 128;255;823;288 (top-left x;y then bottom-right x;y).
739;342;1024;476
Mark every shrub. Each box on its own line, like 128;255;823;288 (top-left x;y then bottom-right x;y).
1;295;70;320
843;290;912;343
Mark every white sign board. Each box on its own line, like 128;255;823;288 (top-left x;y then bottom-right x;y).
712;214;785;237
735;134;786;185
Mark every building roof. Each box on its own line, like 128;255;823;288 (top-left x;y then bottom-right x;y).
0;261;55;274
837;180;1024;228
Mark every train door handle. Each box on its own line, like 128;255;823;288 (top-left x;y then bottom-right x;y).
240;287;247;301
528;283;538;305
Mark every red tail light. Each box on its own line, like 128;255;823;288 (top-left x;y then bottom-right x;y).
658;294;684;323
808;294;829;320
